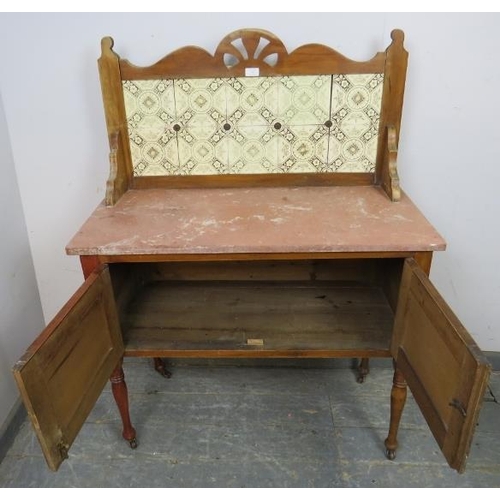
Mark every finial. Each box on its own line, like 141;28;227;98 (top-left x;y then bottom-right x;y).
101;36;115;53
390;29;405;45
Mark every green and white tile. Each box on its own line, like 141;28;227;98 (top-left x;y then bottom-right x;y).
326;73;383;172
277;124;330;173
276;75;331;125
123;72;384;176
172;78;227;127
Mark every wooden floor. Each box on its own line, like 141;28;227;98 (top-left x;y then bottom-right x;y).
123;281;393;357
1;361;499;487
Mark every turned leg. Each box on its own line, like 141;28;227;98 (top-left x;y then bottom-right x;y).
110;359;137;449
357;357;370;383
153;357;172;378
384;364;407;460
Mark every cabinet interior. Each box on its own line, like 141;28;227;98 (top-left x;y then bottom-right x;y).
108;259;404;358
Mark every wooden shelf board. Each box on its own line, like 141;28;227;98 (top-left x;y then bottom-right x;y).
123;281;393;358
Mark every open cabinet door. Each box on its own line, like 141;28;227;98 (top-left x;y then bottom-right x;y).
13;266;124;471
392;259;490;473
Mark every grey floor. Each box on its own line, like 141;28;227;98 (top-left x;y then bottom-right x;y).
1;359;499;487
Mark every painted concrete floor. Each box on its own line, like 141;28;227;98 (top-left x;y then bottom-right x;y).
0;360;499;487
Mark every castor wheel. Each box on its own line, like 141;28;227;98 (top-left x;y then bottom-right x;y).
129;438;138;449
155;366;172;378
385;448;396;460
154;358;172;378
356;358;369;383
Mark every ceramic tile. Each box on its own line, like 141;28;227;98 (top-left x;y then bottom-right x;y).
225;76;279;122
123;73;384;176
122;79;180;175
277;75;331;125
327;134;379;173
122;79;176;129
327;73;383;172
277;124;330;173
226;132;273;173
172;78;227;127
177;127;229;175
222;77;279;173
128;128;179;176
172;79;233;175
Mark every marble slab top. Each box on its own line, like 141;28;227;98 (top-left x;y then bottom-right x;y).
66;186;446;256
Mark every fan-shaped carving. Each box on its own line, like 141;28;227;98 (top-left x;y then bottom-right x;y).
215;29;287;69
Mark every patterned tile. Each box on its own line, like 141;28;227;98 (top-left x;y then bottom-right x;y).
122;74;384;176
173;78;227;127
128;132;178;176
225;76;279;125
172;78;229;175
276;75;331;125
177;129;227;175
226;128;276;174
224;77;279;173
327;74;383;172
123;79;176;128
278;124;330;173
122;79;179;175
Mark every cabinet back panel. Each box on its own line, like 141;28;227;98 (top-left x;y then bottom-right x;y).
137;259;395;284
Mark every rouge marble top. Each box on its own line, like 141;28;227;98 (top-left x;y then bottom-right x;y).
66;186;446;256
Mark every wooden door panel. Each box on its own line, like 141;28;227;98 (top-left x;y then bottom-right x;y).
13;266;123;471
392;259;490;472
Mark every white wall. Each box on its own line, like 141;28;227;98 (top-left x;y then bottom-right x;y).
0;90;45;430
0;13;498;351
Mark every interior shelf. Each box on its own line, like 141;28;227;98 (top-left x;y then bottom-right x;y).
122;281;394;358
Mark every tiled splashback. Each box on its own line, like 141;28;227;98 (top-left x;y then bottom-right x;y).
122;74;383;176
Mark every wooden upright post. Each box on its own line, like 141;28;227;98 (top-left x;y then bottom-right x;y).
98;37;133;205
375;30;408;201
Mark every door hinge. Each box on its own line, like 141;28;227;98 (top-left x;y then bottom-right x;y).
449;398;467;418
57;441;69;460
